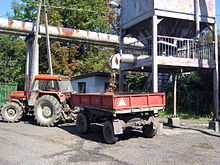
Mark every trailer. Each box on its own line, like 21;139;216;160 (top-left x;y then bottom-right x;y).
70;93;165;144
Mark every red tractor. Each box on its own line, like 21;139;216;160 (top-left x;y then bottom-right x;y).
0;75;76;126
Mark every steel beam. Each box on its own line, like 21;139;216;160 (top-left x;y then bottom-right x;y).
0;18;143;47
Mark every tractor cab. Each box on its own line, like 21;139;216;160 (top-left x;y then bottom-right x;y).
32;75;73;93
28;75;74;106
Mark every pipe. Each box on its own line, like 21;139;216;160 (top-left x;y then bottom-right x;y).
0;18;143;47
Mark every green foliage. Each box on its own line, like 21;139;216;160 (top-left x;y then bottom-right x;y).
127;73;148;92
9;0;116;76
0;34;26;90
165;71;214;116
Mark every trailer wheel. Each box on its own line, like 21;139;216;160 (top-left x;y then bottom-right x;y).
34;95;61;126
1;102;23;122
76;113;90;134
103;120;118;144
142;123;156;138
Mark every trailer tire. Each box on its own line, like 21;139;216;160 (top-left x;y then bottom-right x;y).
34;95;61;126
142;123;156;138
103;120;118;144
76;113;90;134
1;102;23;122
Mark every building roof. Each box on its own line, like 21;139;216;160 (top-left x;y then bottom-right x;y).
72;72;110;80
35;75;70;80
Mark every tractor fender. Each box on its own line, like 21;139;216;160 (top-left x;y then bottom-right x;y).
10;99;25;110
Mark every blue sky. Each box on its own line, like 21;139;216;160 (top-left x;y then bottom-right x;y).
0;0;220;28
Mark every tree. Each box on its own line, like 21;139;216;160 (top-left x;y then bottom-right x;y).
9;0;116;76
0;34;26;89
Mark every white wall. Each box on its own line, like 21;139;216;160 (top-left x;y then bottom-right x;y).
94;76;110;93
71;76;109;93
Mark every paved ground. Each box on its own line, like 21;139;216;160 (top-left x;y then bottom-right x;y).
0;116;220;165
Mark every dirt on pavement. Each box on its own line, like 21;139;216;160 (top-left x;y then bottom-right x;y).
0;116;220;165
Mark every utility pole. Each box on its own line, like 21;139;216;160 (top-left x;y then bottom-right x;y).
31;0;42;86
43;0;53;75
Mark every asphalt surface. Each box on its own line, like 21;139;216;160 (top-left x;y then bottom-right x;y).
0;117;220;165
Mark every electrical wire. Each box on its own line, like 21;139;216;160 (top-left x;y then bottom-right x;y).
19;2;106;14
41;5;103;13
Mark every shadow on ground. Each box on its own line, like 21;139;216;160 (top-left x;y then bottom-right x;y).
58;124;145;144
164;123;220;138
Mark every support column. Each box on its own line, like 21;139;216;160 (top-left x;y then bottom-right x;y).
213;23;219;121
25;39;33;91
195;0;200;38
209;23;220;132
168;73;180;126
152;15;158;93
172;73;177;117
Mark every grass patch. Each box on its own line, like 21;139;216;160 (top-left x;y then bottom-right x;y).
192;142;214;150
159;111;211;119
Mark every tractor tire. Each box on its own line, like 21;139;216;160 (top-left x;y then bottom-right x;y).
76;113;90;134
34;95;61;126
103;120;118;144
142;123;156;138
1;102;23;122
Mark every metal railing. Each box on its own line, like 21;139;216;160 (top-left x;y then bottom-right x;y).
158;36;214;60
123;35;215;60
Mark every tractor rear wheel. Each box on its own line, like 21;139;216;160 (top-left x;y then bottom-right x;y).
34;95;61;126
1;102;23;122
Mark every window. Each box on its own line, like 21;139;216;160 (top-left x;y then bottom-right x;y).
59;80;73;93
78;82;86;93
32;80;59;91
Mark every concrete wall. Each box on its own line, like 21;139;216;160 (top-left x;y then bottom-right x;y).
71;76;109;93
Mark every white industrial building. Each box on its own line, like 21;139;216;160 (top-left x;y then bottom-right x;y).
71;72;110;93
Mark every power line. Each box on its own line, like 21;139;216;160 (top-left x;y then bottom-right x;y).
20;2;106;14
41;5;102;13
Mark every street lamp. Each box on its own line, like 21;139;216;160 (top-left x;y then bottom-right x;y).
108;0;120;9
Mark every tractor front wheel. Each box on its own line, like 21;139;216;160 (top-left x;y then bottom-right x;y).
34;95;61;126
1;102;23;122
